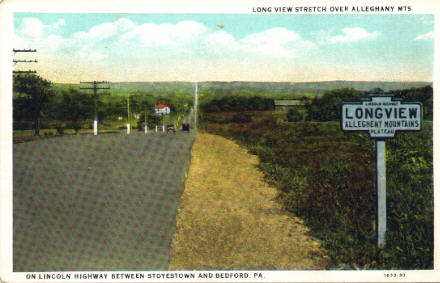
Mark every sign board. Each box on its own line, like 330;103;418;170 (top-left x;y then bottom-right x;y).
340;94;423;248
341;96;422;139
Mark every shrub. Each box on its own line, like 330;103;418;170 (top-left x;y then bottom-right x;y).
286;108;303;122
232;113;252;123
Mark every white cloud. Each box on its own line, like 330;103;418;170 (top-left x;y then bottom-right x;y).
15;17;323;81
317;27;379;44
241;28;316;58
175;21;207;40
47;19;66;31
17;17;315;62
18;17;66;40
88;22;118;40
40;35;66;52
242;28;300;45
120;20;207;48
414;31;434;41
204;31;240;52
203;27;316;59
18;17;45;39
74;18;136;41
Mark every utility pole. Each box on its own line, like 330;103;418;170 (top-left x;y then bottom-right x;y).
144;105;148;134
194;82;198;130
13;49;37;74
126;95;131;134
80;81;110;135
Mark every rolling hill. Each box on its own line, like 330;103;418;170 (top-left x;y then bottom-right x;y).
54;80;432;96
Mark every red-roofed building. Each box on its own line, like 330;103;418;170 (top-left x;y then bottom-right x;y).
155;104;170;115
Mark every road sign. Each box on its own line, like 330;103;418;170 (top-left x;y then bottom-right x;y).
341;96;422;139
341;94;423;248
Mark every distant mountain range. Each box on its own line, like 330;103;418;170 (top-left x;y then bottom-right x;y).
55;80;432;96
198;81;432;93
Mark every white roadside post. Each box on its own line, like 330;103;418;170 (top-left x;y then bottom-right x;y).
93;120;98;136
126;123;131;134
144;108;148;134
341;92;422;247
162;114;165;132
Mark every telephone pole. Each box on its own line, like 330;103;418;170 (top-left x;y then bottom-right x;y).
126;95;131;134
193;82;198;130
13;49;37;74
144;105;148;134
80;81;110;135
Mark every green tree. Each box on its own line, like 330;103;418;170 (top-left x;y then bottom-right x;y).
306;88;363;121
13;74;54;136
136;99;156;130
393;85;433;120
137;111;157;130
58;89;94;133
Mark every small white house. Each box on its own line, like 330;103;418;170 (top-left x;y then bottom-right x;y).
155;104;171;115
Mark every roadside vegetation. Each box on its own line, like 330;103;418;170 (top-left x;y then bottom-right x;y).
170;133;329;270
198;85;433;269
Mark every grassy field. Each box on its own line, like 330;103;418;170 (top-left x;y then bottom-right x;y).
13;132;194;271
169;133;329;270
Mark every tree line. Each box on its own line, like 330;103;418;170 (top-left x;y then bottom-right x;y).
13;74;193;136
14;73;432;136
199;86;433;122
200;95;274;113
304;86;433;121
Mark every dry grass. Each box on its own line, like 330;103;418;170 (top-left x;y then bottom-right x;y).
169;133;329;270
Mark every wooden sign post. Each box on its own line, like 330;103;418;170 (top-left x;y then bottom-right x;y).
341;94;422;247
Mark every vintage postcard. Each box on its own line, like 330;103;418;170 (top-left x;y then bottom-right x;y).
0;0;438;282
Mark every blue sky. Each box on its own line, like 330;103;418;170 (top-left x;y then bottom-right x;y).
13;13;434;83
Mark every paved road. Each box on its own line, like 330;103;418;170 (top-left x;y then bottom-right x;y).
13;132;194;271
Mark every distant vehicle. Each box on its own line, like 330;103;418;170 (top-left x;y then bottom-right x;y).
182;123;190;132
166;124;176;133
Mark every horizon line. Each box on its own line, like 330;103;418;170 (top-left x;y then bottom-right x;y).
53;80;434;84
